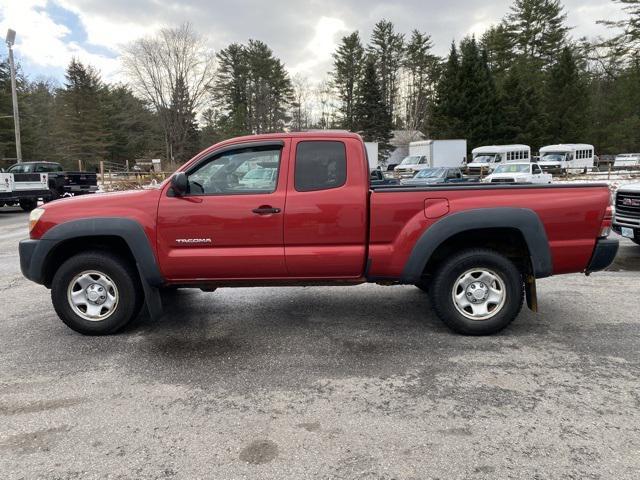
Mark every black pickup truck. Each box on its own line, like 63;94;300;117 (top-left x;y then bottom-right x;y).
7;161;98;199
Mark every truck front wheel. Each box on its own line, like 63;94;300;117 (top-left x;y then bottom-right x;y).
51;251;143;335
429;249;524;335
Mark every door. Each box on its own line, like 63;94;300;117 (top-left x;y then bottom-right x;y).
284;138;368;278
156;142;289;280
531;163;543;182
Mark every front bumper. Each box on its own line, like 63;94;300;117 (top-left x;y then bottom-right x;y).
19;238;50;285
585;238;619;273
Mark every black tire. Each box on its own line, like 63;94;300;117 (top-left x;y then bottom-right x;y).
51;251;144;335
19;199;37;212
429;248;524;335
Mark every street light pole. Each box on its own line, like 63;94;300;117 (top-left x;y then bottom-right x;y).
6;29;22;163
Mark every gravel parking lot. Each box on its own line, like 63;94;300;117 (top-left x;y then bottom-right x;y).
1;206;639;479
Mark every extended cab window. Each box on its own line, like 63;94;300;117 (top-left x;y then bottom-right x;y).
187;146;281;195
295;141;347;192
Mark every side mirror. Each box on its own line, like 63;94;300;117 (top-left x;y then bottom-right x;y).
171;172;188;196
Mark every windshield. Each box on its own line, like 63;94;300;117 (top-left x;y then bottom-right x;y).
416;168;445;178
493;164;529;174
541;153;566;162
400;155;425;165
472;154;497;163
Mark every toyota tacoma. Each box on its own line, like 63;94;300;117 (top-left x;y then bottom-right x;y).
19;132;618;336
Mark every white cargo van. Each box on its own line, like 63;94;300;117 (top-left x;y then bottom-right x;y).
538;144;594;174
394;139;467;178
467;145;531;175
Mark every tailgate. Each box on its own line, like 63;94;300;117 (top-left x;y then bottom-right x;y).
64;172;98;186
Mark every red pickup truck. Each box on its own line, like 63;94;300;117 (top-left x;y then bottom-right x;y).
19;132;618;336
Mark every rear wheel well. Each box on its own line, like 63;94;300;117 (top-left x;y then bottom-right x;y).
43;236;137;288
420;228;532;281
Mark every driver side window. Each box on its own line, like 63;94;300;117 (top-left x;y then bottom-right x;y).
187;146;282;195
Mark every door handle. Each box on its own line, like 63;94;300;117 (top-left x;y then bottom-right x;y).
252;206;281;215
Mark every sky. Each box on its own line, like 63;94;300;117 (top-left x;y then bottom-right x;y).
0;0;626;85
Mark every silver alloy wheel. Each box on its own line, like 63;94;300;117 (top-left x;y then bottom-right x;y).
67;270;119;321
451;268;506;321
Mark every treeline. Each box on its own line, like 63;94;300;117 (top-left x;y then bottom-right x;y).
330;0;640;156
0;0;638;168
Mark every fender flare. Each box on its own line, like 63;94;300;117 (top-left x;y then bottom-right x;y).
27;217;164;317
400;207;553;283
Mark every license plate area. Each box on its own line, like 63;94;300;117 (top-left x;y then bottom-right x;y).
621;227;634;238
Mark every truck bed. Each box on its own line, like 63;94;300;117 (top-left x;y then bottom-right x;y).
367;182;611;279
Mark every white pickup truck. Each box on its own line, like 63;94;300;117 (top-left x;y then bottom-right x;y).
482;162;552;184
0;171;50;211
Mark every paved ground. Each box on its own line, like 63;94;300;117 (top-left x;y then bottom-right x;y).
1;206;639;479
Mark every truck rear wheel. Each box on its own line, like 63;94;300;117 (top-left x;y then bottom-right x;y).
429;248;524;335
51;251;143;335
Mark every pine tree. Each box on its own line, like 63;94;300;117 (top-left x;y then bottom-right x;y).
506;0;569;66
457;38;501;147
598;0;640;62
432;43;464;138
367;20;404;123
55;59;109;166
544;47;588;142
499;59;547;147
402;30;440;135
212;40;293;135
212;43;249;136
354;56;392;159
481;25;515;77
0;60;18;160
331;32;365;130
20;80;58;162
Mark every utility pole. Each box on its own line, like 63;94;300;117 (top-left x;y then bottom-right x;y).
6;29;22;162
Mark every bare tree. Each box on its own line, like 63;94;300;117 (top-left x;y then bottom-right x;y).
122;23;215;166
290;74;312;131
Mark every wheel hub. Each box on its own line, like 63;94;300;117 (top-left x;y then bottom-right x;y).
466;281;488;302
85;284;107;304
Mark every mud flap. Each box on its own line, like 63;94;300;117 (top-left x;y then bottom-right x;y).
136;263;163;319
525;275;538;312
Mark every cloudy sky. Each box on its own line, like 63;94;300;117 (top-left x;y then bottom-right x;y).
0;0;624;84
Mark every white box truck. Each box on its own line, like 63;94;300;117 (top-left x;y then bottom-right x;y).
394;139;467;178
364;142;379;170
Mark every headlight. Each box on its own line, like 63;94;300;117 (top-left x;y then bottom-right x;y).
29;207;45;232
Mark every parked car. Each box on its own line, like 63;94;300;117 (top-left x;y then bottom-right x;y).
7;161;98;198
369;169;399;186
20;131;618;337
239;167;278;189
483;163;552;184
400;167;467;186
613;183;640;245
